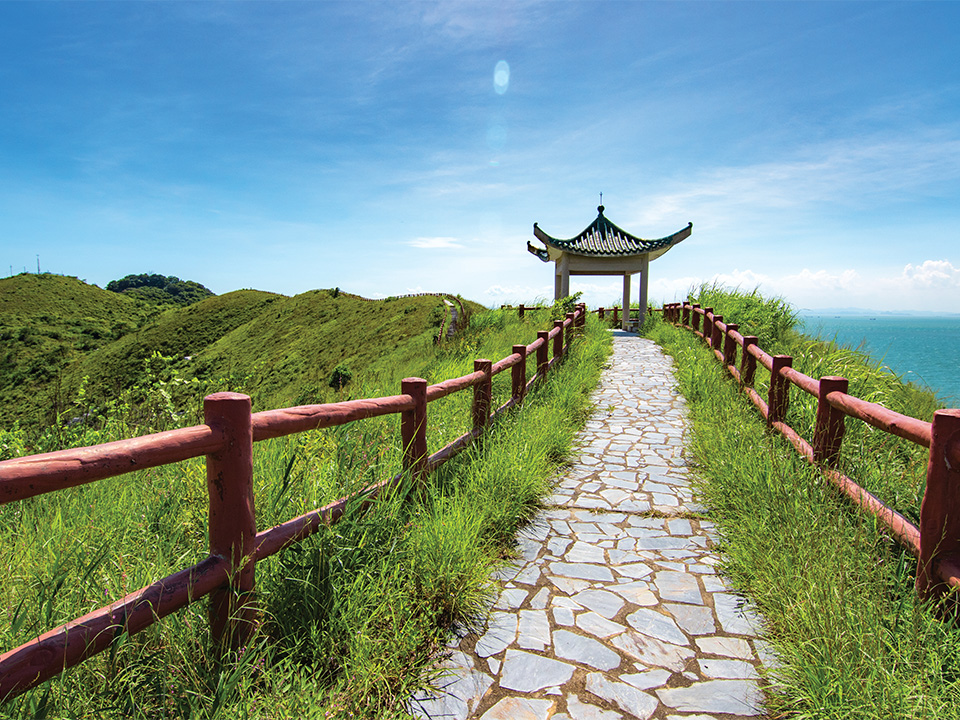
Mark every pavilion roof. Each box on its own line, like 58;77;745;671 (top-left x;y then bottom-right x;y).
528;205;692;262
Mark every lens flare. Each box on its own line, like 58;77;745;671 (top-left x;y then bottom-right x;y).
493;60;510;94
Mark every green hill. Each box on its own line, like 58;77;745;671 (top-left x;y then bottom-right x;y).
192;290;447;408
0;272;143;320
58;289;284;415
0;274;158;428
0;277;464;443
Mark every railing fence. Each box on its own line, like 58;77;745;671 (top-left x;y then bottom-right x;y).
662;301;960;605
0;304;587;701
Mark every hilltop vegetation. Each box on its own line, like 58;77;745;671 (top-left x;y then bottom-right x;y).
106;273;215;307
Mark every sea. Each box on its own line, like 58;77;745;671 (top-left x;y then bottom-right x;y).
798;312;960;408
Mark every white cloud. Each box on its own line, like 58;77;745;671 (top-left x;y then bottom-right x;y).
484;283;552;302
653;260;960;312
779;268;863;297
407;236;463;249
901;260;960;288
650;275;704;302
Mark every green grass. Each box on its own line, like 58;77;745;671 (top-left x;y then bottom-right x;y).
646;289;960;719
0;307;610;719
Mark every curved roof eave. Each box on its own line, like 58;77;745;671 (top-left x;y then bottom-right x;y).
532;217;692;259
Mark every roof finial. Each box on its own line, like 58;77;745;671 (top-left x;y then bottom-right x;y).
598;192;604;215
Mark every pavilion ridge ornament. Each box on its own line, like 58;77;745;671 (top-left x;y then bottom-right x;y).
528;205;692;330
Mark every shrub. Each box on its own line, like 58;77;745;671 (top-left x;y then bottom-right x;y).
550;291;583;322
328;364;353;390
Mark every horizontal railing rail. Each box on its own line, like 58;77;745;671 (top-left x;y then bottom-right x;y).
0;304;588;701
663;301;960;604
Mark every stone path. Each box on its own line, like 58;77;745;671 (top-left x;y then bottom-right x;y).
445;299;459;340
411;331;771;720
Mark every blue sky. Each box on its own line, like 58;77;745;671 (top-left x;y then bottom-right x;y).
2;1;958;312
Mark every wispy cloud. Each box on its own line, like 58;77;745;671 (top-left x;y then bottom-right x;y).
484;283;551;300
408;236;463;249
627;132;960;233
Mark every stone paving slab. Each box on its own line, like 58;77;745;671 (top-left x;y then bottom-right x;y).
410;332;770;720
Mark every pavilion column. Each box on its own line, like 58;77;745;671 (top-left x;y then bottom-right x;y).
622;272;631;331
637;255;650;326
558;254;570;299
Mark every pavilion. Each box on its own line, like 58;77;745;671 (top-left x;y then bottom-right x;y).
528;205;692;331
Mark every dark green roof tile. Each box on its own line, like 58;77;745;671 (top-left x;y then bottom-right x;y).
531;206;691;259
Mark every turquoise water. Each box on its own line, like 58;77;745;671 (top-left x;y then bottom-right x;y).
798;313;960;407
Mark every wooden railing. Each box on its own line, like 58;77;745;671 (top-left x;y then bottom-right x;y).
0;305;587;701
662;301;960;603
500;303;547;319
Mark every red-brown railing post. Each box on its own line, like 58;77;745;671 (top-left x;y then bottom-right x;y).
692;304;701;333
917;409;960;601
536;331;549;379
813;376;849;466
512;344;527;404
473;359;492;434
741;336;759;386
702;307;713;342
723;323;738;368
577;303;586;327
401;377;428;481
710;315;723;349
205;392;256;652
682;302;691;327
612;306;619;326
553;319;564;360
519;303;525;320
599;307;605;320
768;355;792;426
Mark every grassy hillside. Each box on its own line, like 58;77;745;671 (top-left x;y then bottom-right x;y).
0;273;141;319
0;278;466;449
191;290;448;410
58;289;285;418
0;274;157;429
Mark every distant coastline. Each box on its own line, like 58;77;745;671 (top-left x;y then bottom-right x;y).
800;307;960;318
